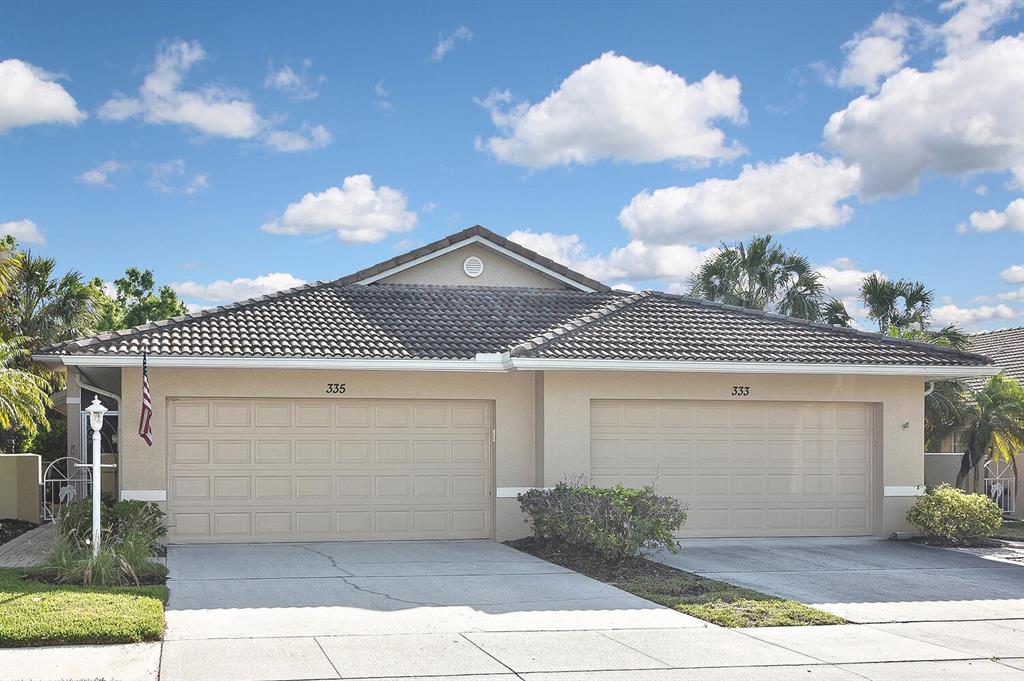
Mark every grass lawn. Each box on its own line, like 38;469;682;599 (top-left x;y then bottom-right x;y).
0;568;167;647
995;520;1024;542
508;538;845;628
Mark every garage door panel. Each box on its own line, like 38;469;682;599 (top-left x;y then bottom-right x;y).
591;400;873;538
168;398;492;542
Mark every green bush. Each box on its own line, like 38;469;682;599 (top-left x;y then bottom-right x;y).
32;499;167;586
906;483;1002;545
518;482;687;559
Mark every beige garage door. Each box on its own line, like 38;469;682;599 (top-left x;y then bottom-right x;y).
590;400;873;537
166;398;492;543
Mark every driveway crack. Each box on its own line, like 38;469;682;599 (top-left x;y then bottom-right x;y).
296;544;443;607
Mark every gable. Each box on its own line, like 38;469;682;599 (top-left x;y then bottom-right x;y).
376;242;568;289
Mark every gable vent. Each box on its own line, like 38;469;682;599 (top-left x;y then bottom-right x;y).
463;255;485;278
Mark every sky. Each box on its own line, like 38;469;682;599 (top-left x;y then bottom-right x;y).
1;0;1022;331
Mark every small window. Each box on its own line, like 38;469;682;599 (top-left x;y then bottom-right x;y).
463;255;484;278
953;430;970;452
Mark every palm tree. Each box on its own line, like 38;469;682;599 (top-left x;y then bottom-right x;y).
955;375;1024;490
1;252;100;347
0;236;21;298
859;274;933;333
822;298;852;327
690;236;826;320
0;337;51;440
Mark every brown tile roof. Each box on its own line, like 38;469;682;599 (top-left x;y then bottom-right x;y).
39;283;992;367
332;225;611;292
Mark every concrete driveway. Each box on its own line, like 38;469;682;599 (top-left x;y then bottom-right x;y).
656;536;1024;623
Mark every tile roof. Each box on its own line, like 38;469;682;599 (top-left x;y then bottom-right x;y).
333;225;611;293
966;326;1024;388
39;283;992;368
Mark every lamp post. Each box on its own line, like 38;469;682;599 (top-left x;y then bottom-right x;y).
84;396;108;556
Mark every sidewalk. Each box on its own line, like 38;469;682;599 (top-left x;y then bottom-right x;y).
0;524;52;569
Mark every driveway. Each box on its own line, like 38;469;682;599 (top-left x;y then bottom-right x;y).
656;536;1024;623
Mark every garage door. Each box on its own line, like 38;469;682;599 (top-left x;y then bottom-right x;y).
166;398;492;543
590;400;873;537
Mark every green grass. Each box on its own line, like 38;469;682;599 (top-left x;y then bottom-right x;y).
507;537;845;628
0;568;167;647
995;520;1024;541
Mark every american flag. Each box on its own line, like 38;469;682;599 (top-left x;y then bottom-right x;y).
139;350;153;446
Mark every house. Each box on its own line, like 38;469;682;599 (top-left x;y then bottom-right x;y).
34;226;998;543
926;326;1024;517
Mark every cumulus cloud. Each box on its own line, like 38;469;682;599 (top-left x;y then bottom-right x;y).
932;302;1019;326
99;39;330;153
0;59;86;132
173;272;307;303
262;174;417;243
824;32;1024;196
148;159;210;195
76;160;125;188
1000;264;1024;283
0;219;45;245
506;230;715;287
618;153;861;244
974;286;1024;303
816;257;881;297
374;81;393;111
478;52;746;168
940;0;1023;53
957;197;1024;233
264;59;323;100
431;26;473;61
837;13;912;92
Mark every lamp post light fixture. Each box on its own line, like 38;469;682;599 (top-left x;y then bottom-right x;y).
83;396;108;556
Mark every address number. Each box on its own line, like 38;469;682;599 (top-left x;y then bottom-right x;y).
325;383;347;394
731;386;750;396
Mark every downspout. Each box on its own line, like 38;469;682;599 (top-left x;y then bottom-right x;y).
924;381;935;396
72;368;122;497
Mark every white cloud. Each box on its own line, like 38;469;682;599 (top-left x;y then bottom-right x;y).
264;59;323;100
506;230;715;286
263;124;332;152
1000;264;1024;283
76;160;125;188
816;257;881;297
957;197;1024;232
837;13;911;92
618;153;861;244
824;33;1024;196
479;52;746;168
431;26;473;61
940;0;1022;54
148;159;210;195
0;59;85;133
173;272;307;303
974;286;1024;303
262;174;417;243
975;184;989;195
99;39;330;153
374;81;393;111
932;302;1019;326
0;219;45;245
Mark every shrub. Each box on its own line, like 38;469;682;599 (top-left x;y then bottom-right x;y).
906;483;1002;545
518;481;687;559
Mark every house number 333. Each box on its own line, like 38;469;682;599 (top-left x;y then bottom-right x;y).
325;383;347;394
731;386;750;396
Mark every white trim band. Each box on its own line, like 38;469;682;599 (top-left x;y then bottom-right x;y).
120;489;167;502
884;485;926;497
42;355;513;372
496;487;552;498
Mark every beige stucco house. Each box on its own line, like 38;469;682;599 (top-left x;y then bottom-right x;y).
36;226;998;544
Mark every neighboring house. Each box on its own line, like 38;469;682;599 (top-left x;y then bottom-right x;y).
34;226;997;543
927;326;1024;517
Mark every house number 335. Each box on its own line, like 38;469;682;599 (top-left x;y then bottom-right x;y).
325;383;347;394
731;386;750;396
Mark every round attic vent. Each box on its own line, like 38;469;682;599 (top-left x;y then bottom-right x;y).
463;255;484;278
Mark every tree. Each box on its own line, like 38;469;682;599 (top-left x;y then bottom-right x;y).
95;267;188;331
690;236;826;321
0;236;21;297
1;251;100;347
955;375;1024;490
859;274;933;333
0;337;51;446
822;298;852;327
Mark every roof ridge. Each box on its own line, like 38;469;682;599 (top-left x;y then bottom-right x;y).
40;280;332;354
970;326;1024;337
651;290;995;365
509;289;652;357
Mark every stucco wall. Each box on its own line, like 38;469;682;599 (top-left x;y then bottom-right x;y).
0;454;42;523
377;243;565;289
536;371;927;537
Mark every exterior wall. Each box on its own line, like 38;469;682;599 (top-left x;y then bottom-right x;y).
377;243;565;289
65;371;83;461
0;454;42;523
925;451;1023;519
537;371;927;538
120;367;538;540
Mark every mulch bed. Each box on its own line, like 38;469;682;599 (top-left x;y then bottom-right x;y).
507;536;680;583
0;519;37;547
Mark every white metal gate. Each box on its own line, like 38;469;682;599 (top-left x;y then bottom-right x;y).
984;459;1016;514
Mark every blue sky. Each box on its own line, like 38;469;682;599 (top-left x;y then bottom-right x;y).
1;0;1021;330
